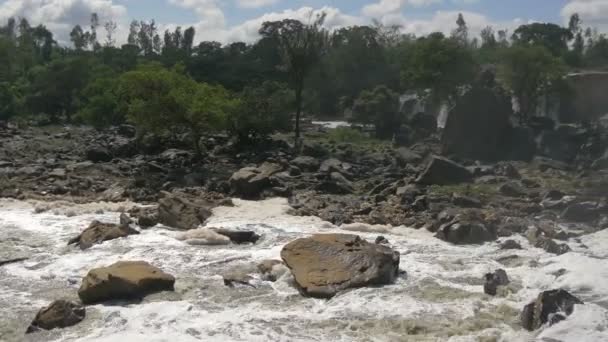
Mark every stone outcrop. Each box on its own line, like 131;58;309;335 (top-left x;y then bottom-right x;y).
68;220;139;250
521;289;583;331
229;162;282;198
26;300;85;333
281;234;400;298
78;261;175;304
416;156;473;186
158;192;214;230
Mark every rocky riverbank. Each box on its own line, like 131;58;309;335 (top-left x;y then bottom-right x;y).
1;120;608;341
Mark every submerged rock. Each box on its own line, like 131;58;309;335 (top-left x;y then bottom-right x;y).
281;234;400;298
500;240;522;250
26;300;85;334
176;228;231;245
435;221;497;245
257;260;288;282
484;269;510;296
78;261;175;304
416;156;473;185
68;220;139;250
521;289;583;331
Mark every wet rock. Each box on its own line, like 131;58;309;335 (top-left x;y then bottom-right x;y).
416;156;473;185
316;172;354;194
535;238;571;255
484;269;510;296
257;260;288;282
68;220;139;250
499;181;527;197
158;192;213;230
561;202;601;223
435;221;497;245
0;257;28;267
85;146;112;163
99;185;126;202
500;240;522;250
26;300;85;334
119;213;133;227
222;270;254;288
176;228;231;245
521;289;583;331
290;156;320;172
229;162;282;198
212;228;260;244
281;234;400;298
375;236;390;245
78;261;175;304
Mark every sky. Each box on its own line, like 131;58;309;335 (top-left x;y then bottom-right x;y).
0;0;606;45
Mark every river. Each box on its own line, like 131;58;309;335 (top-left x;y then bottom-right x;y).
1;198;607;342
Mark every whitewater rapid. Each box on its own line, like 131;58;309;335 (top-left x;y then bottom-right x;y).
1;197;607;342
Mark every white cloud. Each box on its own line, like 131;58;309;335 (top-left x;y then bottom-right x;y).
561;0;608;31
362;0;441;18
0;0;128;44
236;0;281;9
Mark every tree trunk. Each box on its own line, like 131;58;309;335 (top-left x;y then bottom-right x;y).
192;130;202;158
294;82;303;145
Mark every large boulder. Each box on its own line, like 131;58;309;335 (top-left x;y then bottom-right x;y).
442;86;512;161
78;261;175;304
281;234;400;298
26;300;85;334
521;289;583;331
484;269;510;296
416;156;473;185
229;162;282;198
68;220;139;250
85;146;112;163
158;192;214;230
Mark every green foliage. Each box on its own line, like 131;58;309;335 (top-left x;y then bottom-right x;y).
351;85;401;139
230;81;292;143
77;66;121;128
401;33;476;104
512;23;572;57
0;82;17;120
498;44;566;122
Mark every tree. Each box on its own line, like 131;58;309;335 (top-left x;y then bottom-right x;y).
104;21;117;47
498;45;566;123
70;25;89;51
401;33;476;105
480;26;497;49
77;66;122;128
512;23;573;57
351;85;401;139
230;81;293;143
452;13;468;46
259;13;329;142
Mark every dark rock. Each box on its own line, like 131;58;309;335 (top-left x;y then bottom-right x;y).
416;156;473;185
435;220;497;245
78;261;175;304
281;234;400;298
394;147;423;166
535;238;571;255
119;213;133;228
442;86;512;161
85;146;112;163
375;236;390;245
212;229;260;244
521;289;583;331
561;202;600;223
500;240;522;250
68;220;139;250
316;172;354;194
26;300;85;334
502;127;536;161
484;269;510;296
319;158;351;174
409;112;437;133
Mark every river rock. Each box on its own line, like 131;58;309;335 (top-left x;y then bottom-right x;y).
521;289;583;331
435;220;497;245
290;156;320;172
416;156;473;185
68;220;139;250
500;240;522;250
78;261;175;304
212;228;260;244
281;234;400;298
177;228;231;245
484;269;510;296
229;162;282;198
26;300;85;333
158;192;213;230
561;202;601;223
257;260;288;282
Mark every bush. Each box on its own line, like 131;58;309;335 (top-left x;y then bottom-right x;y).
229;81;293;143
351;85;401;139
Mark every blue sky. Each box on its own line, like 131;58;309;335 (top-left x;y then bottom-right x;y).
0;0;606;44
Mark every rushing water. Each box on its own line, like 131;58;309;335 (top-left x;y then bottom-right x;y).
1;198;608;342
